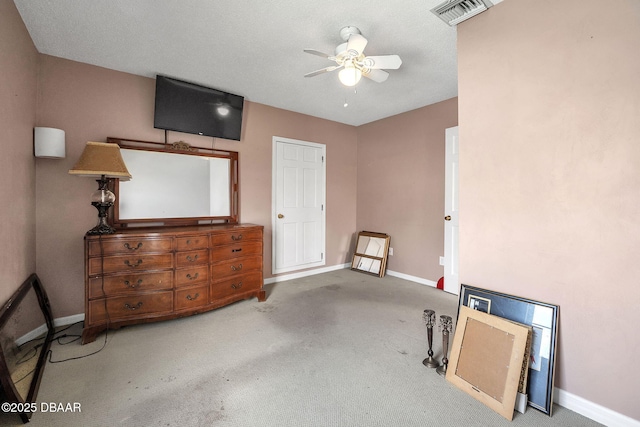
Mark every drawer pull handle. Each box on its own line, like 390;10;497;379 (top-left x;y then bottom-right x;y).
124;259;143;268
231;248;242;253
231;264;243;271
186;293;200;301
124;302;143;311
231;282;243;290
123;279;143;289
231;234;243;241
124;242;143;251
186;273;200;280
186;255;199;262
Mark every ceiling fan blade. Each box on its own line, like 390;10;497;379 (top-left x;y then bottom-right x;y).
346;33;368;55
304;65;342;78
363;55;402;70
304;49;334;59
363;68;389;83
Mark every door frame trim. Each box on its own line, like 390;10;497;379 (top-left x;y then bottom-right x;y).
444;126;459;294
271;136;326;275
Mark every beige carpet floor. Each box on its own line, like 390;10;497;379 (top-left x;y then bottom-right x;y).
0;269;601;426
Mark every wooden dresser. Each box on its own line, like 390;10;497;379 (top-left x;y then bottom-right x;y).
82;224;264;344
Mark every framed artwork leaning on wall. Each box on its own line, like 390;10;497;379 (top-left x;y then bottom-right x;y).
458;284;559;416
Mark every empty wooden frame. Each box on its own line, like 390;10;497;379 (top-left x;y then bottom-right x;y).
350;231;390;277
446;306;531;421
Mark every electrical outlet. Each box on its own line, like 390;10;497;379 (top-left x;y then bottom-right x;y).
389;247;394;256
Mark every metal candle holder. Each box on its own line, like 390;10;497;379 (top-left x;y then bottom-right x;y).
422;309;438;368
436;315;453;376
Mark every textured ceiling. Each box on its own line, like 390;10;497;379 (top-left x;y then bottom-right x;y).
15;0;459;126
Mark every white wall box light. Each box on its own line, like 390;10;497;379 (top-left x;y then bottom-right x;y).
34;127;66;159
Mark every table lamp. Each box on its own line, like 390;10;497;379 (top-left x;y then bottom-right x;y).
68;141;132;235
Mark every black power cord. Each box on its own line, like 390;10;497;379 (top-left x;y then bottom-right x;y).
46;321;109;364
45;233;112;364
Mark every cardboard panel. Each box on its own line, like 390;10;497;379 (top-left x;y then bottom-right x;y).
455;317;515;403
446;306;531;421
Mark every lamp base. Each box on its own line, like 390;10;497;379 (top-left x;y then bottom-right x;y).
88;201;115;235
86;222;116;235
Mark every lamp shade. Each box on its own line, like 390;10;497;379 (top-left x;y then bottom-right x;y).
34;127;65;158
68;141;132;181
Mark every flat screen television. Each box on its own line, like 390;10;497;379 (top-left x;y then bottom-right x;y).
154;75;244;141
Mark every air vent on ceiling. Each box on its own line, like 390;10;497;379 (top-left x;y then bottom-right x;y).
431;0;495;26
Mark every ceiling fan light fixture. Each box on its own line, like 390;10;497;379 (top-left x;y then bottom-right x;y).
304;26;400;86
338;61;362;87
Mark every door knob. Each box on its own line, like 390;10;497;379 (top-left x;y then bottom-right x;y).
278;213;284;219
444;215;451;221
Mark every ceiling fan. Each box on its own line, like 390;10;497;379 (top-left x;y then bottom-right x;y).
304;26;402;87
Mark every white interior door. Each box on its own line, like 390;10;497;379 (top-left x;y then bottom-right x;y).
444;126;459;294
272;137;326;274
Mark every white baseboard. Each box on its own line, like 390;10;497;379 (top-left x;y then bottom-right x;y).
554;388;639;427
15;313;85;346
264;263;350;284
385;269;438;288
265;265;439;288
264;265;439;287
15;323;50;346
53;313;85;327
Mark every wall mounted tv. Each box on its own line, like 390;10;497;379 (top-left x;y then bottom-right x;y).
154;75;244;141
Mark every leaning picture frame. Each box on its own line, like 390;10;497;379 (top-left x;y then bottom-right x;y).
458;284;559;416
350;231;390;278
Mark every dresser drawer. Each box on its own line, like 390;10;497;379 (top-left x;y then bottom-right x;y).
174;285;209;311
210;241;262;261
88;253;173;275
88;271;173;299
210;228;262;246
87;237;172;256
176;235;208;251
211;256;262;279
176;249;209;268
175;265;209;287
210;272;262;301
88;291;173;323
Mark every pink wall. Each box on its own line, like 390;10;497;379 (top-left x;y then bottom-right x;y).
6;0;638;420
3;0;456;328
458;0;640;420
34;54;358;319
0;0;38;302
356;99;458;282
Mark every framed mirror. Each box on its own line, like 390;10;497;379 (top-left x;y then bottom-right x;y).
0;274;54;423
108;137;239;228
351;231;390;277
